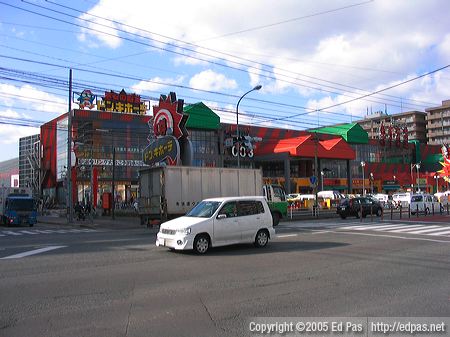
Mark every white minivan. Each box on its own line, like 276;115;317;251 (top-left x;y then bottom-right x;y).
156;196;276;254
410;193;441;215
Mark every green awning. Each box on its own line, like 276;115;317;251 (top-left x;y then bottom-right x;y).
184;102;220;130
323;185;347;190
383;185;400;190
423;153;443;164
309;123;368;144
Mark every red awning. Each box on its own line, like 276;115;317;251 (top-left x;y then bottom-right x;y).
255;134;355;160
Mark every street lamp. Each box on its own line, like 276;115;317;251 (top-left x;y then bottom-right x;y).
236;85;262;168
361;161;366;196
434;175;439;193
416;163;421;192
370;172;374;194
320;170;324;191
411;163;421;192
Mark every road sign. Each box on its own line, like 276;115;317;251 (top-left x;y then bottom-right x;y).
309;175;317;187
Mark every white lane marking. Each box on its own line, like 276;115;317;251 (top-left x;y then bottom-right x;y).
1;246;67;259
277;234;298;238
429;229;450;236
328;230;450;243
385;225;435;233
0;234;5;237
404;226;447;234
339;224;402;230
340;224;413;231
1;231;22;236
34;230;55;234
19;230;39;235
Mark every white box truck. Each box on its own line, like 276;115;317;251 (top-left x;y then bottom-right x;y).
138;166;287;226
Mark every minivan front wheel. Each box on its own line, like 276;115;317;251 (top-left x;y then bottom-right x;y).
254;229;269;248
193;234;210;254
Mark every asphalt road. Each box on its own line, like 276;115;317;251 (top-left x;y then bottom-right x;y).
0;218;449;337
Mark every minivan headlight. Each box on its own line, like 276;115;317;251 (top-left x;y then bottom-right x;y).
175;228;191;235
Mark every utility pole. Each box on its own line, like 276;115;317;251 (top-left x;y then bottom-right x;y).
314;132;319;216
112;147;115;220
66;69;73;224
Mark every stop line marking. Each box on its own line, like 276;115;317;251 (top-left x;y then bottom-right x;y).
0;246;67;259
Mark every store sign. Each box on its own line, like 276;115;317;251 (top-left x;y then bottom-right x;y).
75;89;96;109
224;134;262;158
78;158;145;167
152;92;188;139
97;89;147;114
143;92;190;166
438;144;450;182
142;136;179;166
379;121;408;148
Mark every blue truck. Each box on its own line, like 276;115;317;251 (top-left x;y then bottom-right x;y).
0;187;37;227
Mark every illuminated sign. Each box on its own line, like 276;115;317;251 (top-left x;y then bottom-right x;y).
143;92;190;166
98;89;147;114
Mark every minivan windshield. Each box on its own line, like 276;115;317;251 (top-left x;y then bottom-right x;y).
411;195;423;202
186;201;221;218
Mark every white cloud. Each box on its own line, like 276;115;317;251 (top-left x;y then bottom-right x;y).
131;76;185;94
189;70;237;91
0;84;66;115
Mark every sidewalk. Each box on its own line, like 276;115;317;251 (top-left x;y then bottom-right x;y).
37;213;152;231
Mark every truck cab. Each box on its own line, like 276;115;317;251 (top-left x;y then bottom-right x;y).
1;194;37;227
262;184;288;226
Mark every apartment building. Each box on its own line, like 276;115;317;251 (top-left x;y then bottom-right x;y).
19;134;41;197
425;99;450;145
355;110;427;143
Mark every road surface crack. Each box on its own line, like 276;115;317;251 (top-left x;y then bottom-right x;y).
124;281;136;337
199;294;226;333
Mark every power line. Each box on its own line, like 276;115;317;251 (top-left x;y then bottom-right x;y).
196;0;374;42
255;64;450;124
3;0;433;111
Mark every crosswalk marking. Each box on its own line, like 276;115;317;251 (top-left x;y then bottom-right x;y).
2;231;22;236
336;223;450;238
339;224;407;230
19;230;39;235
429;229;450;236
0;228;97;237
397;226;443;234
386;225;435;233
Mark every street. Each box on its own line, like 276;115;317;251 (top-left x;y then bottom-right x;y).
0;217;449;337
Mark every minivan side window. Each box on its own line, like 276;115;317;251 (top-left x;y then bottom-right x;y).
237;200;265;216
218;202;238;218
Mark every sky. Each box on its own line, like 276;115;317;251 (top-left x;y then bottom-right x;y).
0;0;450;161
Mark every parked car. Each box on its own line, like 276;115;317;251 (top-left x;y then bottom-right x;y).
410;193;441;215
287;193;301;204
155;196;275;254
336;196;383;219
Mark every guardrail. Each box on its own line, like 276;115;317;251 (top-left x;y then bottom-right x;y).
286;203;450;221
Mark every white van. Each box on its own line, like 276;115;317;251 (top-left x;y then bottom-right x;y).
317;190;342;200
156;196;275;254
410;194;441;215
434;191;450;205
392;192;411;209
